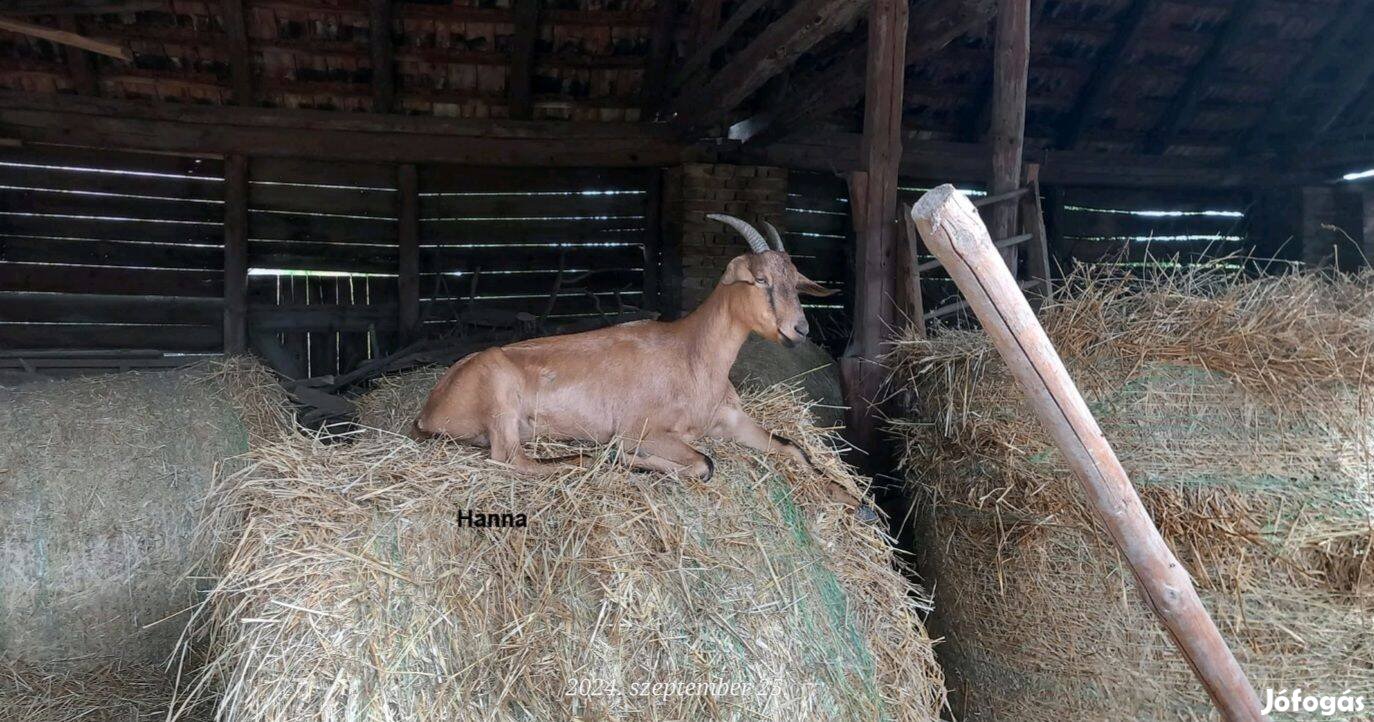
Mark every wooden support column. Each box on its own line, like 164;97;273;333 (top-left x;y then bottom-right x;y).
223;154;248;355
988;0;1029;258
841;0;907;460
397;163;420;344
508;0;539;119
642;169;663;311
57;15;97;95
370;0;395;113
223;0;252;105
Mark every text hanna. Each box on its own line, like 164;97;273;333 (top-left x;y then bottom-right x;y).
457;510;528;528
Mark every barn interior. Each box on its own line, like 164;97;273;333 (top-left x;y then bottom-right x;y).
1;0;1373;719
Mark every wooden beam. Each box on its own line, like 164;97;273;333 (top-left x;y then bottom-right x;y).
737;0;994;145
1307;33;1374;139
507;0;538;119
1240;0;1366;153
911;183;1266;722
222;0;253;105
223;153;248;355
1054;0;1150;149
397;163;420;344
753;130;1276;188
639;0;678;118
1143;0;1262;154
672;0;769;90
0;91;686;166
0;15;131;60
370;0;395;113
0;0;162;14
842;0;907;460
672;0;868;128
987;0;1029;248
57;15;97;96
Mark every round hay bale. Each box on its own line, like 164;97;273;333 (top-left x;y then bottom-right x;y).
0;359;291;668
0;660;212;722
890;268;1374;721
354;336;845;434
177;388;946;721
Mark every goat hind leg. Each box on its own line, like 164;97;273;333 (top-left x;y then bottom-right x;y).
620;435;714;480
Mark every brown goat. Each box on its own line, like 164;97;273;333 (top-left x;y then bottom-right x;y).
412;214;865;508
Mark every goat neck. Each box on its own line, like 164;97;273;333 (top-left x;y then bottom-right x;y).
673;281;754;382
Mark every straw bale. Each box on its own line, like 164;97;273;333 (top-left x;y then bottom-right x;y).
0;359;291;668
889;267;1374;721
175;386;945;721
0;659;211;722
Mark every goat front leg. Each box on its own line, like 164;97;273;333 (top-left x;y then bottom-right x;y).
709;407;864;508
621;434;714;480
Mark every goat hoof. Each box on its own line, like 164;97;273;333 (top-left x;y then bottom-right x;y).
701;456;715;482
855;504;881;525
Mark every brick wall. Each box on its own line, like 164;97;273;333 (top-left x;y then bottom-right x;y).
662;163;789;314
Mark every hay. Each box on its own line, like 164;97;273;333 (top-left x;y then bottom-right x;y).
0;660;211;722
0;359;291;668
889;266;1374;721
174;386;945;721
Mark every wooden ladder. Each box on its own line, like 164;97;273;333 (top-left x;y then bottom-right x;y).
900;174;1053;334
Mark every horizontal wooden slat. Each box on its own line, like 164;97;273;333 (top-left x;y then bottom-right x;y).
251;158;398;188
420;291;645;319
1060;187;1249;212
1059;210;1245;238
249;247;400;274
249;211;397;243
419;166;651;193
0;164;224;201
783;210;850;235
419;268;643;297
420;218;643;245
421;244;644;274
0;262;223;296
786;194;849;215
0;214;223;244
0;235;223;270
0;322;221;351
0;291;221;324
248;303;396;332
0;145;224;178
249;182;398;218
0;188;223;222
418;191;645;219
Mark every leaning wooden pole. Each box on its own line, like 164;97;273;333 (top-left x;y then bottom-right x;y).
910;184;1266;722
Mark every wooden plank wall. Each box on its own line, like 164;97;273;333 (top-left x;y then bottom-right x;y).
416;166;653;335
1053;187;1252;266
0;146;660;378
0;146;225;352
784;170;853;355
246;158;401;378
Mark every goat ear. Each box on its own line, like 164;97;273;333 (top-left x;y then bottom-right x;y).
721;256;755;285
797;275;838;297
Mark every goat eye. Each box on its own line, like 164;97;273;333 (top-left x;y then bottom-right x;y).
754;276;767;285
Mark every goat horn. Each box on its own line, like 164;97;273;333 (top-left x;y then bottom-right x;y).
761;221;786;253
707;213;770;254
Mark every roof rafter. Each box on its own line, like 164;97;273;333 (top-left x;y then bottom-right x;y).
0;15;131;60
671;0;869;128
671;0;772;91
736;0;996;145
1142;0;1265;154
1053;0;1151;149
1239;0;1366;154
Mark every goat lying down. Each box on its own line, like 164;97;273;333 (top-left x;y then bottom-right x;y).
413;214;866;510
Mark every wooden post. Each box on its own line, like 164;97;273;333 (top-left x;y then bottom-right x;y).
397;163;420;344
910;185;1265;722
988;0;1029;263
223;0;252;106
841;0;907;459
508;0;539;119
223;154;248;355
370;0;395;113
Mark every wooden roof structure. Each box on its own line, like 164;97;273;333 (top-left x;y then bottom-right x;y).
0;0;1370;178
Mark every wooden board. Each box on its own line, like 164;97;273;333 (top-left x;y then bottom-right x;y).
0;262;223;296
0;291;221;324
0;236;224;270
0;323;221;351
